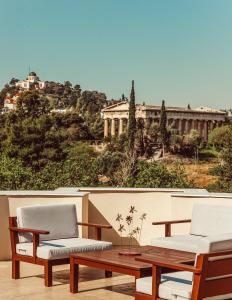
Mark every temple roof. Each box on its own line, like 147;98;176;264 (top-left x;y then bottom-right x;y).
102;101;225;115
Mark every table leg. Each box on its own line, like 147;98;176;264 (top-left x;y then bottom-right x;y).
70;258;79;293
105;270;112;278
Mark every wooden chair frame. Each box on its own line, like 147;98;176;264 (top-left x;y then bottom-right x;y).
9;216;112;287
135;250;232;300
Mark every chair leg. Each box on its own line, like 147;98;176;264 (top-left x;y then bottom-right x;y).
105;270;112;278
12;259;20;279
44;261;52;287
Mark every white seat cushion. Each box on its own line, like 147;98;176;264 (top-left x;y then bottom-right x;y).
150;235;202;253
17;204;79;243
151;234;232;254
136;272;232;299
136;272;193;299
16;238;112;259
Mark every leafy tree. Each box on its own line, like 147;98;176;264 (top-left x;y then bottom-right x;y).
134;161;191;188
208;126;231;149
148;123;159;139
128;80;136;153
30;161;64;190
9;78;19;85
64;81;72;87
0;155;33;190
43;81;81;108
169;128;183;154
97;151;125;180
186;129;202;162
207;125;232;192
61;143;100;187
219;126;232;191
76;90;107;139
135;118;145;156
1;93;94;171
17;91;50;117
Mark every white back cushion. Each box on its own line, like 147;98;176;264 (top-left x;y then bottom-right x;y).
17;204;79;243
190;204;232;236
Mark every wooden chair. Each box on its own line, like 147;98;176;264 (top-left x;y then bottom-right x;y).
135;250;232;299
151;204;232;254
9;204;112;287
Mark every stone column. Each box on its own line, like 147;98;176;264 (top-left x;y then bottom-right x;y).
203;120;208;141
118;118;123;136
190;119;193;130
184;119;189;134
104;119;109;137
111;119;116;137
197;120;202;137
178;119;182;135
209;121;214;132
125;118;128;130
193;119;198;130
172;119;177;129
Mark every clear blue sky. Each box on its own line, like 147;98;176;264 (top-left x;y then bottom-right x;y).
1;0;232;108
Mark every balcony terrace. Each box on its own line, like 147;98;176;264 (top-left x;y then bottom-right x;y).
1;187;232;299
0;261;135;300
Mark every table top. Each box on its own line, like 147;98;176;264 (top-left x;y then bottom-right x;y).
70;246;195;271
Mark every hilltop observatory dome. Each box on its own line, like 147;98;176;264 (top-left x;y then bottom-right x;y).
29;71;37;77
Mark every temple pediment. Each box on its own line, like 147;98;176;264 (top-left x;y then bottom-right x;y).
102;102;129;112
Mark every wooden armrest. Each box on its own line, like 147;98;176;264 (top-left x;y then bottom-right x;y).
152;219;191;225
152;219;191;237
77;222;112;241
9;226;50;235
77;222;112;229
9;227;49;262
136;255;200;273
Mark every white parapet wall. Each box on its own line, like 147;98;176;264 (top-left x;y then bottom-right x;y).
1;187;232;261
0;190;89;261
77;187;211;246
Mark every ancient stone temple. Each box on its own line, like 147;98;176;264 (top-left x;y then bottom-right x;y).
101;102;226;141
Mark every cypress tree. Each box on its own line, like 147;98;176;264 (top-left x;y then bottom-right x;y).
159;100;167;156
128;80;136;153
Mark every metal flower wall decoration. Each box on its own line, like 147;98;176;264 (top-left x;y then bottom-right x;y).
116;206;147;247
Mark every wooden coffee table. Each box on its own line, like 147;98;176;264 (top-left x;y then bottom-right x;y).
70;246;195;293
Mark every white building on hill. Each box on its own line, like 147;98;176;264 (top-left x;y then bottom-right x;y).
16;72;45;90
3;93;20;111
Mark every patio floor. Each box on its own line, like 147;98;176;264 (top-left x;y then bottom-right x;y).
0;261;135;300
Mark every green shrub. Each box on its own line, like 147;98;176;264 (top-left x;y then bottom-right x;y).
133;161;191;188
208;165;223;176
208;126;231;149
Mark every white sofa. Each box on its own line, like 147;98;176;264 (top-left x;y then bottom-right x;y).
15;203;112;259
151;204;232;253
